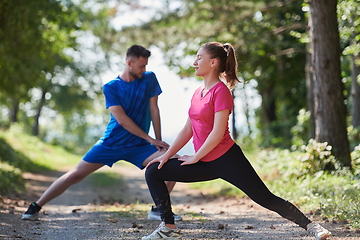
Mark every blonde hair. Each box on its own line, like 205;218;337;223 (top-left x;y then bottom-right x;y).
201;42;239;89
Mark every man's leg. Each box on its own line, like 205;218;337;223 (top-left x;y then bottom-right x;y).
37;160;104;206
22;160;104;220
165;181;176;193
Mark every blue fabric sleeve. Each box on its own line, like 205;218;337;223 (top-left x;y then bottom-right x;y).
103;81;120;109
148;72;162;98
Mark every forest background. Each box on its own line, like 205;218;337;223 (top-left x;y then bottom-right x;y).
0;0;360;228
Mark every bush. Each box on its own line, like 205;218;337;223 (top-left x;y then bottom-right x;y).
291;109;311;148
348;126;360;150
0;162;23;194
351;144;360;177
0;124;81;194
299;139;338;175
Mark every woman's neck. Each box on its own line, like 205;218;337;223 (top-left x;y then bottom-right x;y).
203;74;220;90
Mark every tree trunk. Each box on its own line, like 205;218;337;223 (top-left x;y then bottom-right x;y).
32;86;49;136
305;47;315;139
262;89;276;125
9;97;19;123
351;54;360;128
309;0;351;167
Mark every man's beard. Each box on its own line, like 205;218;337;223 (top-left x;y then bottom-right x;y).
130;71;142;79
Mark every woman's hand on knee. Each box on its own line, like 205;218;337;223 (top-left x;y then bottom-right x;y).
146;155;169;169
178;155;199;166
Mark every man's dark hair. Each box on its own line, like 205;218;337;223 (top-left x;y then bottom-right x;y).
126;45;151;59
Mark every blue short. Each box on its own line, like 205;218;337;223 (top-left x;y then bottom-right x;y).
82;142;158;169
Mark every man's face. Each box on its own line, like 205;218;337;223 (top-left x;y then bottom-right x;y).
129;56;148;79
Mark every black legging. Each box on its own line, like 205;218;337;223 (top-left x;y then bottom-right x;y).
145;143;311;229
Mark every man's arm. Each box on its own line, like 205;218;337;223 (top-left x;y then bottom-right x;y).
109;105;169;150
149;95;162;140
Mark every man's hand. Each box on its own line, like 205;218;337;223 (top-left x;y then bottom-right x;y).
178;155;200;166
148;138;169;151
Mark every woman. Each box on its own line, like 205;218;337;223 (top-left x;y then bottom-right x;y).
142;42;332;240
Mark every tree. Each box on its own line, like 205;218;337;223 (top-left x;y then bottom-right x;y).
308;0;351;167
106;0;308;147
338;0;360;129
0;0;110;144
0;0;47;122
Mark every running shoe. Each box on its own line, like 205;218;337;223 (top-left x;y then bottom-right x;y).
148;206;182;221
21;202;41;220
307;222;332;240
142;222;181;240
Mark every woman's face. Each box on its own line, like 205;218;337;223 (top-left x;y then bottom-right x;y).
193;47;214;77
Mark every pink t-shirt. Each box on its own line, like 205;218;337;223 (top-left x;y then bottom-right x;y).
189;81;235;162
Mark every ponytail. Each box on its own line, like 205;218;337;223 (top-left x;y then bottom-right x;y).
201;42;239;89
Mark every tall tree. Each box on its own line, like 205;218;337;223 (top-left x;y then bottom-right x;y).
107;0;308;147
338;0;360;129
351;55;360;128
0;0;109;141
309;0;351;166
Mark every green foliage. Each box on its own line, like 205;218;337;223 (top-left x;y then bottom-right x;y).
190;144;360;228
270;170;360;228
0;162;23;194
113;0;308;148
338;0;360;58
299;139;338;174
0;129;49;173
348;126;360;150
190;179;245;197
0;124;81;194
0;0;109;153
291;109;311;147
351;144;360;176
89;171;124;188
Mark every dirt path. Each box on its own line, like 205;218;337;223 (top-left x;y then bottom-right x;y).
0;163;359;240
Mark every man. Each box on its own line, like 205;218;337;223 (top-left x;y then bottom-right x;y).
22;45;181;221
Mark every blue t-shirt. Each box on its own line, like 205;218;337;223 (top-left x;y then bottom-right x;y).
99;71;162;149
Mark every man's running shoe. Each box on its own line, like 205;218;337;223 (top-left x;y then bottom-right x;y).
21;202;41;220
148;206;182;221
142;222;181;240
307;222;332;240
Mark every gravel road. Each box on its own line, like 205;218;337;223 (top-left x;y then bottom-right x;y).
0;163;359;240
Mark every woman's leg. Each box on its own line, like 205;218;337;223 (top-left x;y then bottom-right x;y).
209;144;311;229
145;158;217;224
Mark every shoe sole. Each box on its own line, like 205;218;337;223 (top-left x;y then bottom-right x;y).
21;214;39;221
142;237;181;240
147;215;182;221
147;215;162;221
319;232;332;240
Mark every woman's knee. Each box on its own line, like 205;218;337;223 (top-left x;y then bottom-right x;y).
145;163;160;181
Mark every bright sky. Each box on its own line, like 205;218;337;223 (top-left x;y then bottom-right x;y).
146;47;201;154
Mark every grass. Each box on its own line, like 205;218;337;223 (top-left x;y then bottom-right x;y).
0;124;81;194
0;124;80;170
89;171;124;187
188;145;360;228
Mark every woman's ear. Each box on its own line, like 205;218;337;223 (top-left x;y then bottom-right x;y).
211;58;218;68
